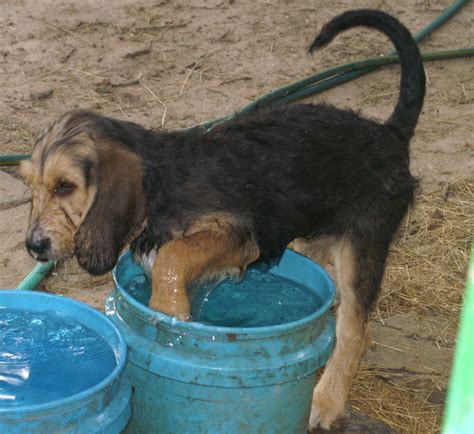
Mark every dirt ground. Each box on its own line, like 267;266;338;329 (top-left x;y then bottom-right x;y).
1;0;473;433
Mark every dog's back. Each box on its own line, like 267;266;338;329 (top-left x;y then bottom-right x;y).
150;102;414;261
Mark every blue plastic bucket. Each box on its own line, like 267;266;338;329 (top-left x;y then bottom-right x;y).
108;248;335;434
0;290;132;434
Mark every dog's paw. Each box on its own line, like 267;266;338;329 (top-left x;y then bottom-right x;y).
174;313;191;322
148;299;191;321
148;301;191;321
308;387;346;430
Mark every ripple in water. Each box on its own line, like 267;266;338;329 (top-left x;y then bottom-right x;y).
0;309;117;407
125;268;322;327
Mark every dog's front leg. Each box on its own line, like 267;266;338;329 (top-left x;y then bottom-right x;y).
149;229;259;320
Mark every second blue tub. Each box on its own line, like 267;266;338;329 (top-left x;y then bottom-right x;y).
0;290;132;434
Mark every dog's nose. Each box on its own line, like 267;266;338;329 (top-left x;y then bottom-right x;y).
26;232;51;259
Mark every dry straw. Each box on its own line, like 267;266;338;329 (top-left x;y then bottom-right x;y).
379;179;472;317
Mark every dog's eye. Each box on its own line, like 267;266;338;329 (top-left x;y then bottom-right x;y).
54;180;76;196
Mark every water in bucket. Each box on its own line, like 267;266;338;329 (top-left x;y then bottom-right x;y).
0;309;117;406
125;267;323;327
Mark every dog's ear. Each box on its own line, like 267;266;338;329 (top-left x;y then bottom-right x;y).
75;144;145;275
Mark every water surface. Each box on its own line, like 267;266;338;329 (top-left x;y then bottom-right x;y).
0;309;117;407
125;268;322;327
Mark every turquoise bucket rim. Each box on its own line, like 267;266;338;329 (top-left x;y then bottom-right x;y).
0;289;128;416
112;248;336;339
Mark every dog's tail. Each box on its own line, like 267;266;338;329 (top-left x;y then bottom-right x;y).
310;10;425;139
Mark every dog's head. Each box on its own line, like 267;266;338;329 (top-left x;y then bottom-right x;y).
20;111;146;274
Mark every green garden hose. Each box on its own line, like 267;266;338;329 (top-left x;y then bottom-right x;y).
0;153;30;165
16;261;55;291
197;48;474;129
0;0;471;291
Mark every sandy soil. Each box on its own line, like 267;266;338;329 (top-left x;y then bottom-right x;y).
1;0;473;432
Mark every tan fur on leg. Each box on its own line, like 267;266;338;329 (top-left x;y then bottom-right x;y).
150;229;259;320
309;239;369;430
291;235;336;269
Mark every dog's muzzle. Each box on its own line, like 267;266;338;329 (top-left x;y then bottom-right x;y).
26;226;51;261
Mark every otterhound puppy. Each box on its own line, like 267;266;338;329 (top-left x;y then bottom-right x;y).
21;10;425;429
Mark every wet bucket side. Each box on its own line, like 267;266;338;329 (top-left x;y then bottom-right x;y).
108;248;336;434
0;290;132;434
1;377;132;434
127;360;318;434
107;294;334;434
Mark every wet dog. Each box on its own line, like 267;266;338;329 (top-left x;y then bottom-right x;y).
21;10;425;429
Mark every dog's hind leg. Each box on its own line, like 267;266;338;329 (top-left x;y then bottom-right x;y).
149;229;259;320
309;235;386;429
